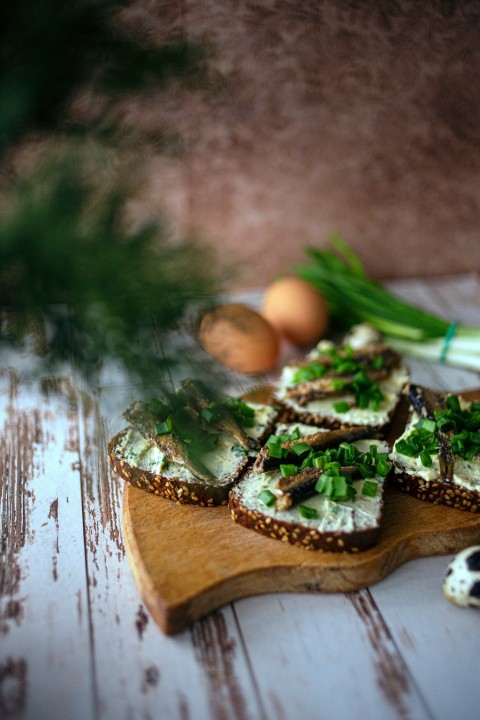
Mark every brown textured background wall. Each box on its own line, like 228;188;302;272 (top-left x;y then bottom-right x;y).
125;0;480;288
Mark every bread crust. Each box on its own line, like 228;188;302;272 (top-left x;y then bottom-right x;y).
228;492;381;552
392;469;480;514
108;429;248;507
273;398;394;434
108;404;281;506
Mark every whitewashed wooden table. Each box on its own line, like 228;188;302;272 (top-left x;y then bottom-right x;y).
1;274;480;720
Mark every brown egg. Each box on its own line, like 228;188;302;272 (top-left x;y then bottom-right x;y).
199;303;280;373
261;276;329;346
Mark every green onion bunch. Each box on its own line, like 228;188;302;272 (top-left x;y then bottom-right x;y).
295;234;480;371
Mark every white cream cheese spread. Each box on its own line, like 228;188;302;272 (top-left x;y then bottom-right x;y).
276;363;409;427
390;411;480;491
115;402;278;486
237;438;388;532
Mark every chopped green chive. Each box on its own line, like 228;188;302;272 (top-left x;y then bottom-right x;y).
419;450;432;467
292;361;327;383
332;475;348;500
268;442;284;459
200;407;220;424
258;489;276;506
154;417;173;435
416;417;436;433
375;457;391;477
446;395;461;412
291;342;386;411
362;480;378;497
333;401;350;413
280;463;298;478
315;474;333;496
336;361;357;374
324;461;341;474
147;398;169;416
226;398;256;427
299;504;318;519
290;442;312;456
396;397;480;463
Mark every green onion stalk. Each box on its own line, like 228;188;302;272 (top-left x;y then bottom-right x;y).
295;234;480;372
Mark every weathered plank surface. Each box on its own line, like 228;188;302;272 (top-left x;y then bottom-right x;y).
123;437;480;635
1;275;479;720
0;376;94;720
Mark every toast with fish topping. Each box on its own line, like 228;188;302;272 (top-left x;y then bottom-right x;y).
273;324;409;432
108;379;280;507
389;384;480;513
229;421;391;551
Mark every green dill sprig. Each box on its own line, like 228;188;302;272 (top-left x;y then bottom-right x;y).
1;0;209;156
0;155;221;384
0;1;224;386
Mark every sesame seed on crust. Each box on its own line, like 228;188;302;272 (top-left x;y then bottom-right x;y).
107;428;248;507
227;495;379;553
392;470;480;514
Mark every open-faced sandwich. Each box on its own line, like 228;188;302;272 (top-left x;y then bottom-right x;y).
272;324;409;432
108;379;279;507
229;421;392;552
390;383;480;513
109;313;480;555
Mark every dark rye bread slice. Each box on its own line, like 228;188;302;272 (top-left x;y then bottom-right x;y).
108;402;280;507
272;357;409;434
272;402;346;430
389;388;480;514
229;488;381;552
272;388;407;434
229;437;389;552
391;469;480;514
108;428;248;507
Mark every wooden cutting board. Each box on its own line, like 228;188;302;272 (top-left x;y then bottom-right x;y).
122;388;480;635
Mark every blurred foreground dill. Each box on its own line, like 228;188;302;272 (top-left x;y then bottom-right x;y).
0;0;221;386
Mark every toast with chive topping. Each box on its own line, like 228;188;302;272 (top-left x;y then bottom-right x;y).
389;384;480;513
229;421;391;551
273;324;409;432
108;383;280;507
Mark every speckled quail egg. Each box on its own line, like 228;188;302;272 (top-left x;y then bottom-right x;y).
443;545;480;608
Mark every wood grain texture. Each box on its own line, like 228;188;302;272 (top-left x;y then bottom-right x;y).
0;374;95;720
123;389;480;635
1;276;479;720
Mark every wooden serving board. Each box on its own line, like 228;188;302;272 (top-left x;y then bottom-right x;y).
122;388;480;635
